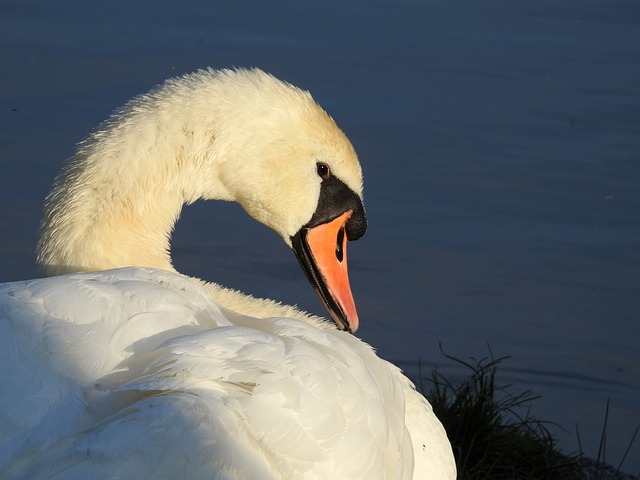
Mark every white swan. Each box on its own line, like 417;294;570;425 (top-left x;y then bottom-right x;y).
0;68;456;479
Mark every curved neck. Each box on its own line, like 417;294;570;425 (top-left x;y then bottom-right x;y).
37;105;226;276
35;114;334;328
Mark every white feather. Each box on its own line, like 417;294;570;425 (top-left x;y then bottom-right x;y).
1;268;445;479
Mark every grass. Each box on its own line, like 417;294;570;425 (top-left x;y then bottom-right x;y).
420;346;638;480
576;399;639;480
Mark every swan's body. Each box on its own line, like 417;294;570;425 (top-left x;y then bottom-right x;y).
1;68;456;479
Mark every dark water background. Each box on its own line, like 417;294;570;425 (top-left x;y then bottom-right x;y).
1;0;639;472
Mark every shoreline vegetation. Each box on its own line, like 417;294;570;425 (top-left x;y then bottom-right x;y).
420;348;639;480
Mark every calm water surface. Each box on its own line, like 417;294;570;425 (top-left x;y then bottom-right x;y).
1;0;639;471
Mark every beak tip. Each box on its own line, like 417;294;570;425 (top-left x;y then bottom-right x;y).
332;311;358;334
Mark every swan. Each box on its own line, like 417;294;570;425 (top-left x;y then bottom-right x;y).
0;68;456;479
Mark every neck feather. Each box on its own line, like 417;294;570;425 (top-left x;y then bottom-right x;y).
37;103;210;276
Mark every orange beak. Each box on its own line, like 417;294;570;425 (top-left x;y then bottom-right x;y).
291;211;359;333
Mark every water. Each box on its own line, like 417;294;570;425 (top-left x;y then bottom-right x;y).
1;0;639;472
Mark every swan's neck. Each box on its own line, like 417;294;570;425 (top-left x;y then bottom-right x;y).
37;102;229;276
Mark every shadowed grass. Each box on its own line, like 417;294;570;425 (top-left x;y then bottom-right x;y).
420;347;639;479
576;399;639;480
422;347;584;480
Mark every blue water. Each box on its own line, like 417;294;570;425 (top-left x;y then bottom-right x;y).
1;0;639;472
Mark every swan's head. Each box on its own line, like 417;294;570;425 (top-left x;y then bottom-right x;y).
193;69;367;332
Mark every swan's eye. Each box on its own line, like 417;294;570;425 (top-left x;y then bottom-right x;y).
316;163;331;180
